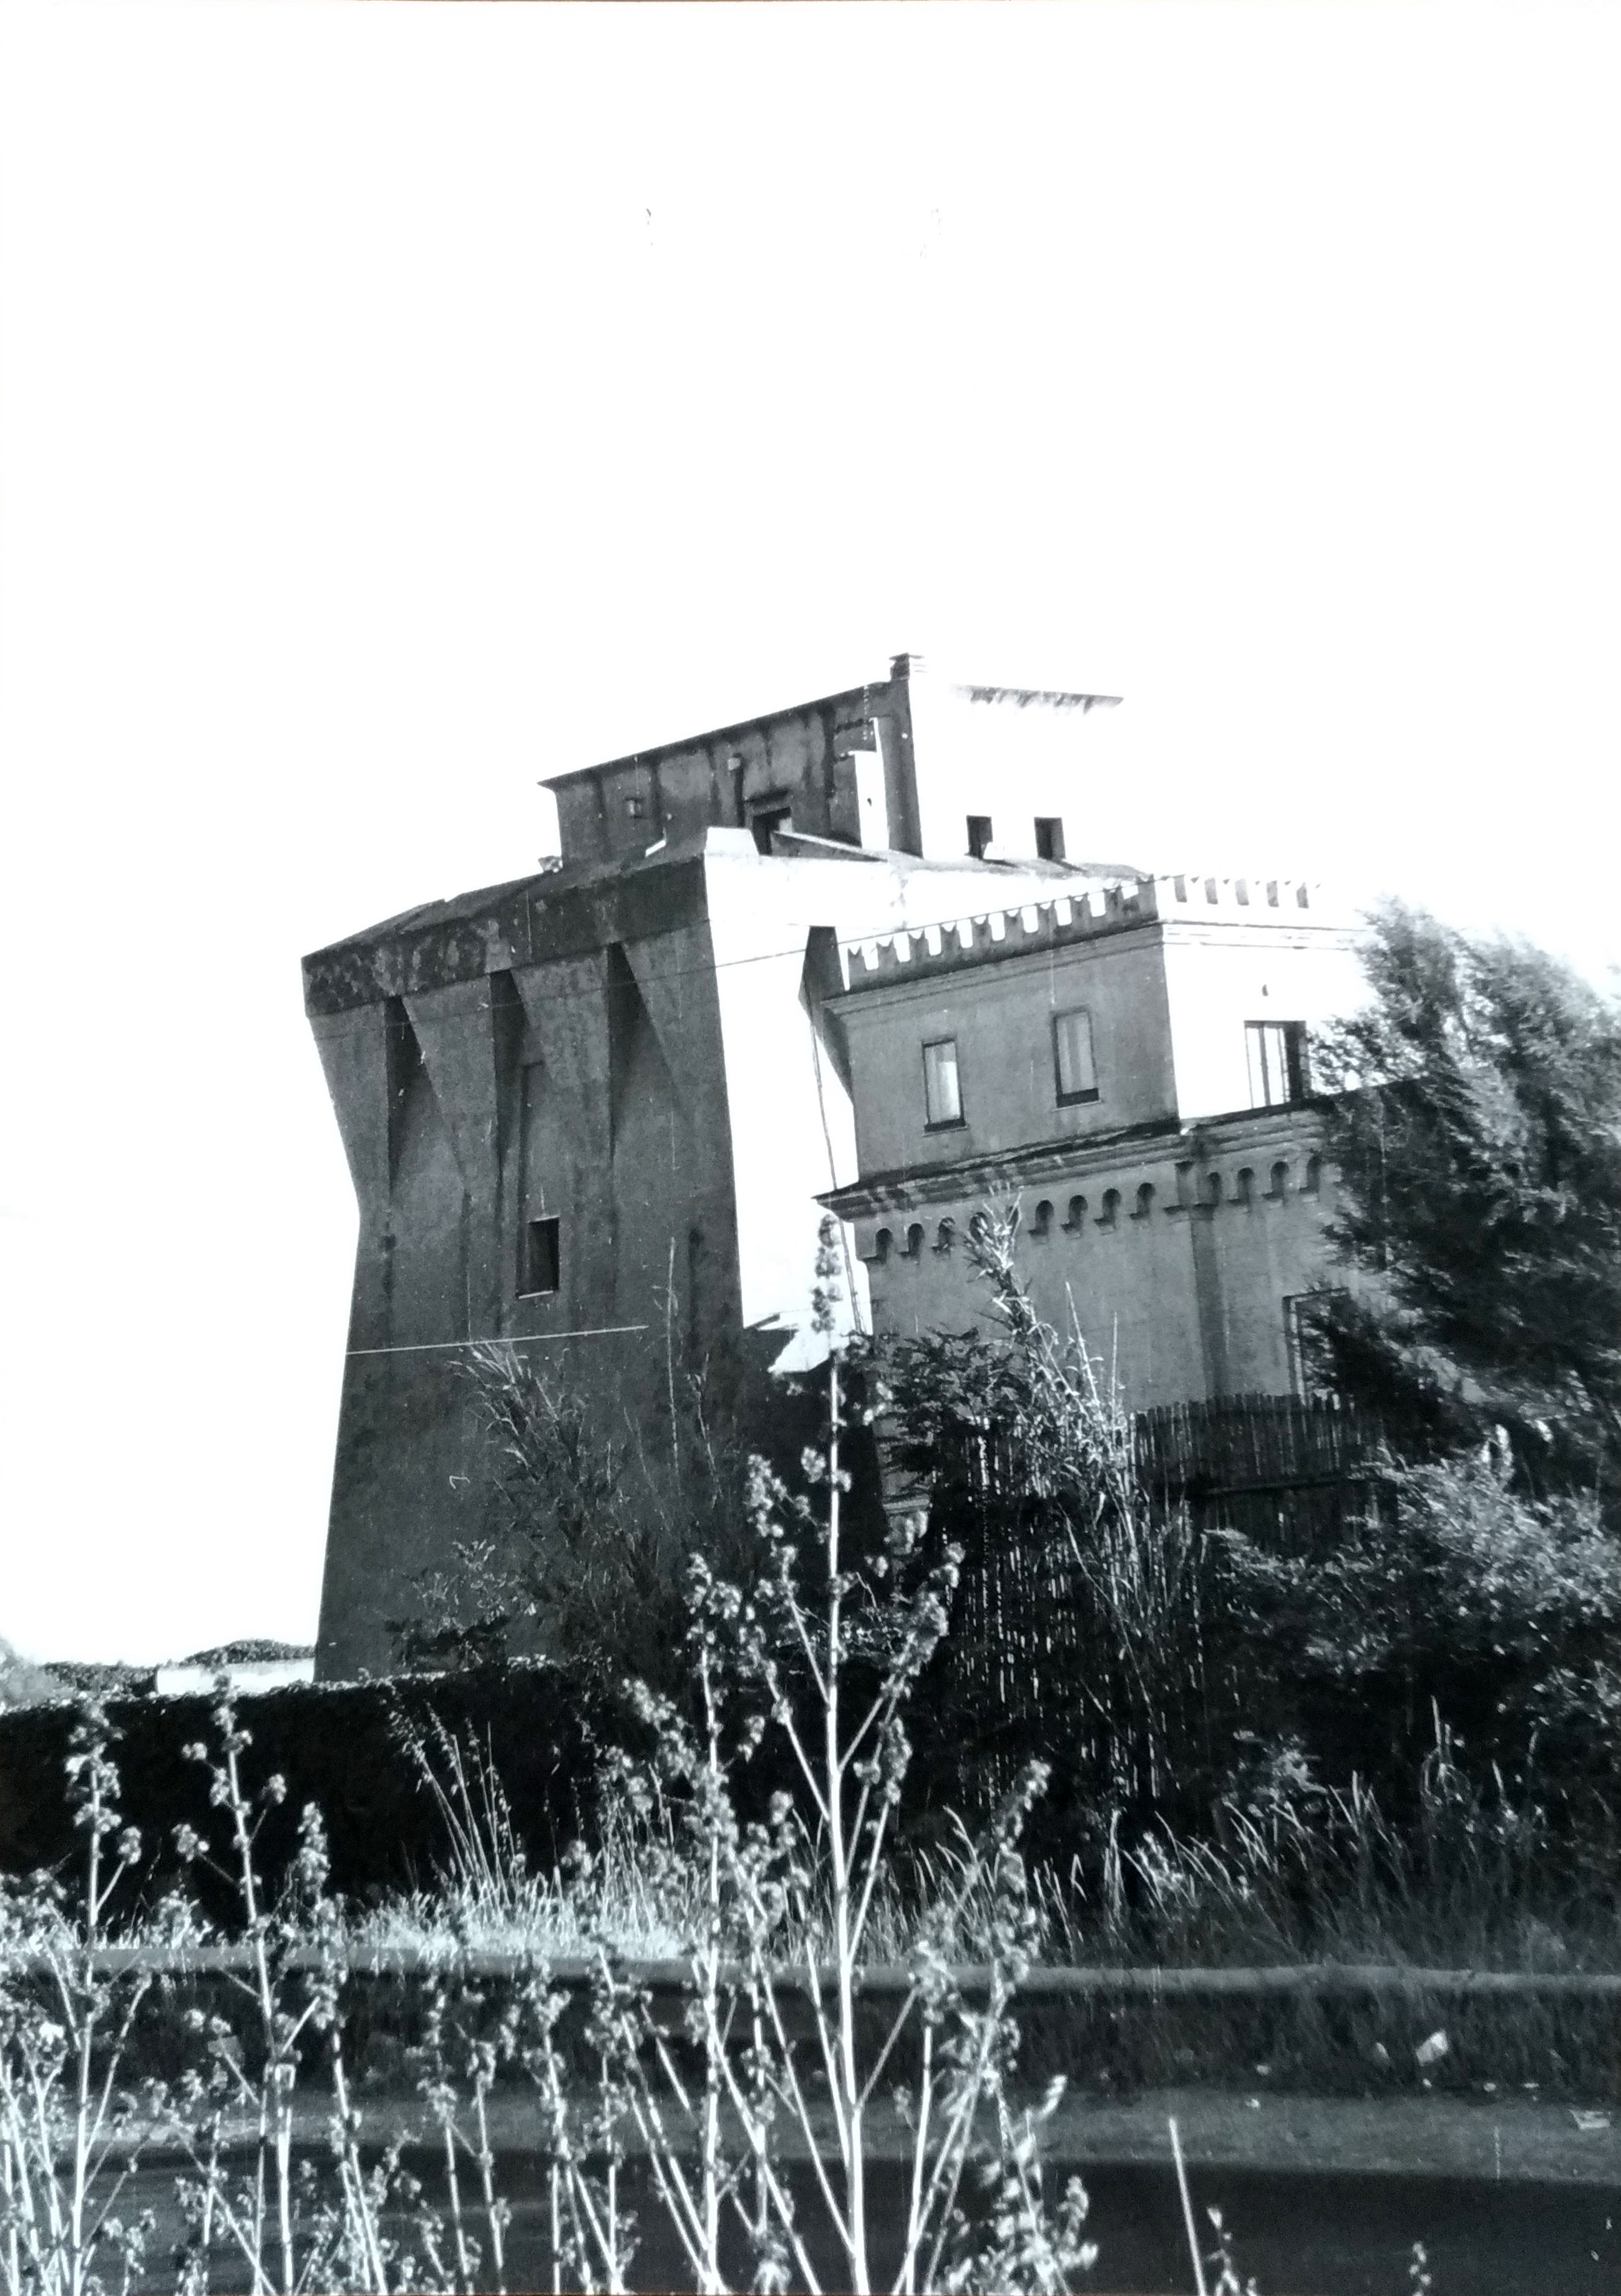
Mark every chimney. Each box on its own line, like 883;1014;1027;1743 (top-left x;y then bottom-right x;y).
888;652;925;680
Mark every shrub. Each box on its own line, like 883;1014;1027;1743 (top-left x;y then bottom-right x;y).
874;1204;1245;1845
874;1201;1621;1918
388;1346;763;1696
1232;1441;1621;1832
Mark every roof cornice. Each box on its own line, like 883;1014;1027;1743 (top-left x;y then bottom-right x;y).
819;1103;1328;1219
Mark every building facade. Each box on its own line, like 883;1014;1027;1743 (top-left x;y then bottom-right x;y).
305;655;1363;1678
305;657;1131;1678
822;874;1365;1404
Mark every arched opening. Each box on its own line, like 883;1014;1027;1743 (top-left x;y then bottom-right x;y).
1234;1167;1255;1205
1031;1199;1054;1239
1304;1153;1323;1196
1205;1171;1224;1206
1063;1194;1088;1232
933;1218;956;1256
1268;1160;1291;1199
873;1227;893;1264
1096;1189;1120;1230
1131;1181;1156;1220
905;1222;925;1261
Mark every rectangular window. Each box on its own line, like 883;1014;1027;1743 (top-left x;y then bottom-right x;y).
1034;816;1066;862
1283;1289;1346;1399
966;814;993;861
749;805;792;854
1246;1019;1310;1108
923;1037;963;1128
1052;1007;1099;1103
520;1216;560;1297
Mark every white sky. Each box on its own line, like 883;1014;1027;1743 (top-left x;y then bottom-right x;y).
2;1;1617;1664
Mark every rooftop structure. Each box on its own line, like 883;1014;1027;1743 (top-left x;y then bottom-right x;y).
540;652;1122;871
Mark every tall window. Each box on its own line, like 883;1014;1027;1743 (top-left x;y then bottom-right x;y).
1283;1290;1346;1399
1246;1020;1310;1108
1052;1007;1099;1104
520;1216;561;1297
1034;816;1066;862
966;815;993;861
923;1037;963;1128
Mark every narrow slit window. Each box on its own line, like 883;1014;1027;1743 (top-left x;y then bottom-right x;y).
1034;816;1065;862
520;1216;560;1297
923;1037;963;1128
1053;1008;1099;1104
1246;1020;1310;1108
966;814;993;861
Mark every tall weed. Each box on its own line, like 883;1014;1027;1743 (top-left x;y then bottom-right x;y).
0;1706;166;2296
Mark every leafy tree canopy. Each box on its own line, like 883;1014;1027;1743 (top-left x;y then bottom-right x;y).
1310;902;1621;1482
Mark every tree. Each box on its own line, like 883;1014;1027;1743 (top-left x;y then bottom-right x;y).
1307;901;1621;1487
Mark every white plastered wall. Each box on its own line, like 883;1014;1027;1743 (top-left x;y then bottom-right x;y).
701;833;1064;1362
902;668;1126;865
1158;904;1369;1120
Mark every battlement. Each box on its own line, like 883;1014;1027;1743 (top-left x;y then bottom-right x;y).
837;873;1343;992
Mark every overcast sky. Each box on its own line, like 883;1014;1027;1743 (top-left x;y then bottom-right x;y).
2;1;1617;1665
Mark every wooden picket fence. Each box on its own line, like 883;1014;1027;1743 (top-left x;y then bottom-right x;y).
1130;1390;1409;1553
918;1392;1423;1788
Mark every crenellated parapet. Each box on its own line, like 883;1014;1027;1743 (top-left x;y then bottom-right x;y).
838;872;1341;992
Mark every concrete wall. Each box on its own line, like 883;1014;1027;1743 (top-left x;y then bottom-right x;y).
547;672;920;866
700;834;1102;1360
1156;879;1367;1120
903;670;1126;864
825;874;1364;1410
852;1115;1335;1409
308;856;747;1680
835;929;1180;1185
543;657;1131;874
829;878;1367;1180
307;833;1080;1675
